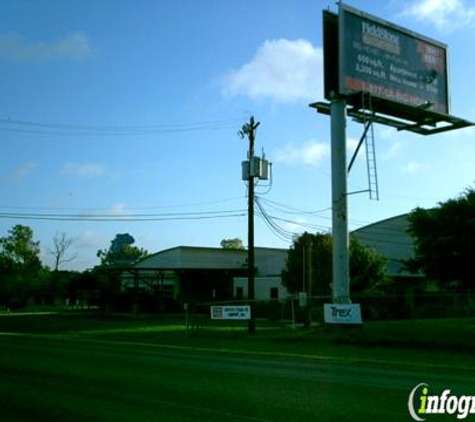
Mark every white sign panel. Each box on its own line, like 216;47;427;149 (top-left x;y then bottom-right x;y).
211;306;251;320
324;303;363;324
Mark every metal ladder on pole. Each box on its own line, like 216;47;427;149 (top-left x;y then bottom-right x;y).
347;93;380;200
363;95;379;201
364;120;379;200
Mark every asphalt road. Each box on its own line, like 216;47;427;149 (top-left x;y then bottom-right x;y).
0;334;473;421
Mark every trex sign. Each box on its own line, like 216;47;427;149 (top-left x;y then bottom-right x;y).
324;303;362;324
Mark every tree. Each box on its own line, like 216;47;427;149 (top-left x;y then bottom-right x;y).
282;232;388;296
0;225;44;307
407;188;475;292
0;225;41;270
220;237;245;250
48;232;77;271
97;233;148;267
349;236;389;293
282;232;332;295
96;234;149;313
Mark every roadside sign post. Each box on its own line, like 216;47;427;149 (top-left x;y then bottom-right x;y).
298;292;308;308
184;303;189;335
291;296;296;330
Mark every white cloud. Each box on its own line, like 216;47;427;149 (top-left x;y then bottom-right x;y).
75;231;105;250
275;141;329;167
0;31;93;61
109;203;131;217
7;162;36;181
383;141;403;159
222;39;323;103
346;137;360;154
403;0;475;31
377;126;397;140
401;161;427;174
63;162;106;178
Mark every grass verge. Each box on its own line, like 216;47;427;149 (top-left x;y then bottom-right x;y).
1;312;475;369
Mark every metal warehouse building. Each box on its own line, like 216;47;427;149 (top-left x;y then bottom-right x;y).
351;213;422;283
121;214;422;311
122;246;288;308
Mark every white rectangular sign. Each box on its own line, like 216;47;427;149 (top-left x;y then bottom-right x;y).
324;303;363;324
211;306;251;320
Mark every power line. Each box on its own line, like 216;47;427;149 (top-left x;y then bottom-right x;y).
0;117;239;137
0;196;244;213
269;215;331;232
254;197;410;247
257;197;333;216
0;209;246;222
254;197;298;242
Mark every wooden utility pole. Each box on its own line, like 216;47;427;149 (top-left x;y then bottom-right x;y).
240;116;260;333
305;238;312;329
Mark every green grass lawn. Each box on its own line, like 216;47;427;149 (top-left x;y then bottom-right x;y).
1;312;475;369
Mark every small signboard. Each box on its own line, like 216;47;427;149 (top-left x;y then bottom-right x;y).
211;306;251;320
298;292;308;308
324;303;363;325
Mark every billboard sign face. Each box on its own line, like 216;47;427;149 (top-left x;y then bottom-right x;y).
211;306;251;320
339;4;449;115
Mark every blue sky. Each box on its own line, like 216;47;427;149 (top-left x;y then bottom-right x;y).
1;0;475;270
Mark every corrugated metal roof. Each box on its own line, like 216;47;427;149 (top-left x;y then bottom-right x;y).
134;246;287;276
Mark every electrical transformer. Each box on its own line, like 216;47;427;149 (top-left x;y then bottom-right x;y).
242;157;270;181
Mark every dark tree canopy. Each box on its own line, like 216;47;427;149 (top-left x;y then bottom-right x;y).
281;232;332;295
0;225;42;272
407;188;475;291
220;237;245;250
349;236;389;293
97;233;149;267
0;225;44;307
282;232;388;296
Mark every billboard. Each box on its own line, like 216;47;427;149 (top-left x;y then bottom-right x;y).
337;4;449;115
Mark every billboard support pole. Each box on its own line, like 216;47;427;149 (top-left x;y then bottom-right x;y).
330;95;350;304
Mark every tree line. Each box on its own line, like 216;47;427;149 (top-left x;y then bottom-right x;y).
0;227;149;310
1;187;474;311
281;187;475;298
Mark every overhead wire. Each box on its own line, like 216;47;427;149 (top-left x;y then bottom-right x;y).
254;196;303;242
268;215;331;232
257;197;333;217
254;196;410;248
0;209;247;222
0;195;415;248
255;198;295;242
0;117;239;137
0;196;244;213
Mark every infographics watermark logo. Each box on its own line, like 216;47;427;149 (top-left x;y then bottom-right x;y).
408;383;475;420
